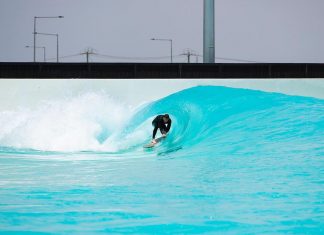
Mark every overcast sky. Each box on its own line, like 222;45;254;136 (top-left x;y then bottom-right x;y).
0;0;323;63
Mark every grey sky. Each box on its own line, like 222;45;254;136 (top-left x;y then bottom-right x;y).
0;0;323;63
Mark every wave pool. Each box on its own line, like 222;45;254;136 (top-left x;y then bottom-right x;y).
0;86;323;234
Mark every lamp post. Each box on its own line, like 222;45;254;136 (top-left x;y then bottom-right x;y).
33;16;63;62
151;38;173;63
37;32;59;62
26;46;46;62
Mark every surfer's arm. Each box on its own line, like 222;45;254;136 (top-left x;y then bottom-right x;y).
152;126;158;139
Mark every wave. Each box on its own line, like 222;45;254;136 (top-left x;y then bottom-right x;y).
0;92;131;152
0;86;323;157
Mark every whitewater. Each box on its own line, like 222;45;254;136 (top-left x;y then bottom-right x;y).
0;85;323;234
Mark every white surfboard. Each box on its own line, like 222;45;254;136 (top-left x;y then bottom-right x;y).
143;136;165;148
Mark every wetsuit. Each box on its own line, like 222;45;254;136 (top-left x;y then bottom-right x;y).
152;115;172;139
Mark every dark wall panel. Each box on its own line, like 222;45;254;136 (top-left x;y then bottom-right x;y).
0;62;323;78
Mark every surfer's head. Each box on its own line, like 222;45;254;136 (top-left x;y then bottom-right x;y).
163;114;170;123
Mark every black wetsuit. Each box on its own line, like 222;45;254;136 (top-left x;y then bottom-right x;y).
152;115;172;139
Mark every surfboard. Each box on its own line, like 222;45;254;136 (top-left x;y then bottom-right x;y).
143;136;165;148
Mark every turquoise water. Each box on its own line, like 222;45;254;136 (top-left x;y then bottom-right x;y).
0;86;323;234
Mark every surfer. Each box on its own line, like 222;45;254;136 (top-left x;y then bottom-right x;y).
151;114;172;144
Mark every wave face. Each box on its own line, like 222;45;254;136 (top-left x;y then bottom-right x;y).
0;85;323;155
0;86;323;234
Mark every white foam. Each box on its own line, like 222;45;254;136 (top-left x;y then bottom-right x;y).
0;92;133;152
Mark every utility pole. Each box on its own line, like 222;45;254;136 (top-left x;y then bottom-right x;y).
81;48;95;63
181;49;199;63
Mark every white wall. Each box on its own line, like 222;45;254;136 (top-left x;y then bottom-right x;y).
0;79;323;111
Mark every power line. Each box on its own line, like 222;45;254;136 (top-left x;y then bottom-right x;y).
215;56;260;63
46;50;263;63
195;54;260;63
46;53;82;61
46;52;178;62
95;53;181;61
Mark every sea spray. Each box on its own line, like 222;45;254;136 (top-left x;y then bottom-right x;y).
0;92;132;152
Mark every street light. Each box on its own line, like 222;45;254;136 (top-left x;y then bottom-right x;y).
36;32;59;62
26;46;46;62
33;16;63;62
151;38;173;63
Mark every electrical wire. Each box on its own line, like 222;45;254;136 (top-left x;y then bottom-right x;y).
45;51;262;63
215;56;260;63
46;53;82;61
95;53;182;61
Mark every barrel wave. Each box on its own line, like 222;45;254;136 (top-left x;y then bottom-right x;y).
0;86;323;234
121;86;324;157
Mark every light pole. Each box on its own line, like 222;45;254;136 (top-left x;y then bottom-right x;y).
33;16;63;62
37;32;59;62
151;38;173;63
26;46;46;62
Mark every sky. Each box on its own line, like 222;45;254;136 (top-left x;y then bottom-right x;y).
0;0;323;63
